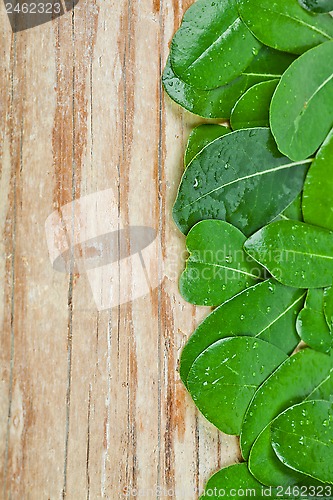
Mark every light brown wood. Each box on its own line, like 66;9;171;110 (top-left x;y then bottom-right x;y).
0;1;240;498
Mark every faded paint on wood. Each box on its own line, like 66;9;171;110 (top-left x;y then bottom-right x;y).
0;1;240;498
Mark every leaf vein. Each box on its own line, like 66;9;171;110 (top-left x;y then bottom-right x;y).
176;159;312;211
258;7;332;40
185;17;242;73
256;293;306;337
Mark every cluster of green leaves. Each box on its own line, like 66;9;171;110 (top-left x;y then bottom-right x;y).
163;0;333;497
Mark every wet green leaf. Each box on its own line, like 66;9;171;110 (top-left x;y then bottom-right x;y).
240;348;333;460
173;128;309;236
244;220;333;288
179;220;264;306
298;0;333;13
270;42;333;161
230;80;279;130
237;0;333;54
170;0;261;90
249;422;304;486
187;336;287;435
249;365;333;487
201;463;264;499
162;48;296;119
180;279;304;386
280;195;303;222
184;125;231;168
273;195;304;223
303;130;333;231
324;286;333;330
200;463;318;498
272;400;333;484
296;289;332;353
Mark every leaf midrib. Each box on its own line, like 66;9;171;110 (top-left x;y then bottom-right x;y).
184;17;242;73
255;292;306;338
202;380;257;389
273;426;331;449
288;71;333;146
176;159;312;212
188;259;260;280
257;6;332;40
281;247;333;261
305;371;333;400
242;72;281;78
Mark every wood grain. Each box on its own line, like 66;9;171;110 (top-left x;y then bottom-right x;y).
0;1;240;498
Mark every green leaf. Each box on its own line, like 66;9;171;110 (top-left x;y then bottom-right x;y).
237;0;333;54
179;220;264;306
180;279;305;386
303;130;333;231
272;400;333;484
273;195;304;223
230;80;279;130
324;286;333;329
296;289;332;353
298;0;333;13
249;423;304;487
240;348;333;460
173;128;310;236
280;194;303;222
201;463;264;499
270;42;333;161
162;47;297;119
201;464;318;499
244;220;333;288
184;125;231;168
187;336;287;435
249;371;333;487
170;0;261;90
249;425;330;488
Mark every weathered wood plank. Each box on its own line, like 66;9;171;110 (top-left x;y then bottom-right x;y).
0;1;240;498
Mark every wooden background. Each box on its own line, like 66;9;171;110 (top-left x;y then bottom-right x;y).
0;1;241;498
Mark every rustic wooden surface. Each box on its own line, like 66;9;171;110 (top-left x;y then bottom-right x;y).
0;1;241;498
